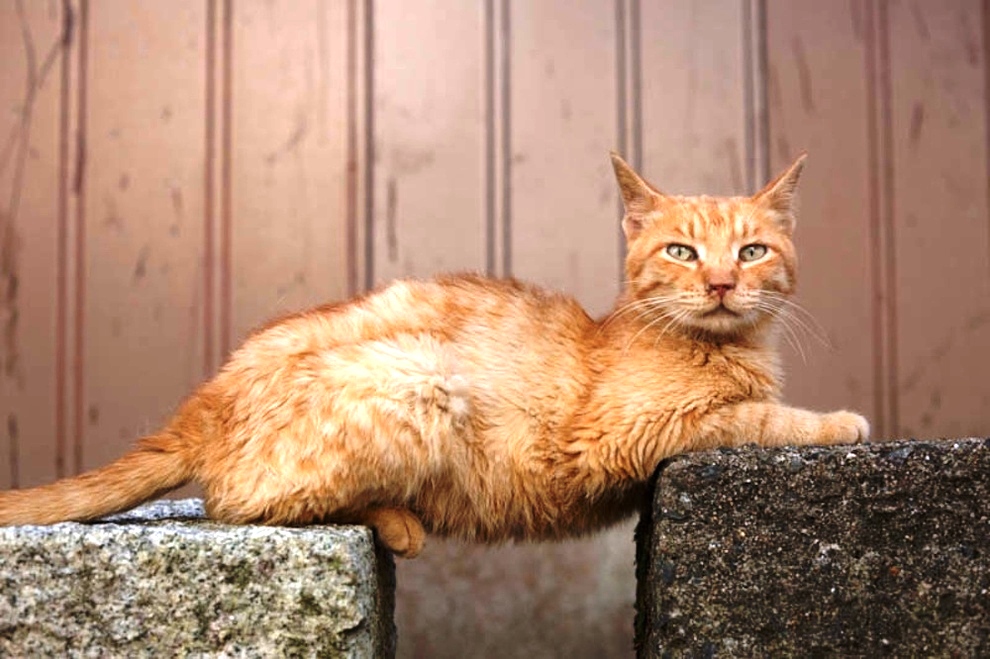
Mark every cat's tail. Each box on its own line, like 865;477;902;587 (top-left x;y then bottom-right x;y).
0;416;202;526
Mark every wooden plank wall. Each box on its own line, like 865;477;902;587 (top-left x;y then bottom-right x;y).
885;0;990;439
1;1;989;657
0;0;64;489
228;0;352;343
765;0;877;431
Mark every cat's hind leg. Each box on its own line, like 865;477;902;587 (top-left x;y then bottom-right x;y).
354;507;426;558
203;494;427;558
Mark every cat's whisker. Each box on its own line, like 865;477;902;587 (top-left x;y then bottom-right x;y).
764;294;830;339
623;307;682;354
754;302;809;363
765;304;829;353
653;308;692;349
598;295;681;335
777;319;808;364
632;307;668;326
599;305;652;335
783;312;829;349
763;313;807;363
599;297;660;326
761;293;832;349
737;306;807;363
623;314;672;353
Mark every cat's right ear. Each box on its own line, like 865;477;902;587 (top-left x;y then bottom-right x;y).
610;152;662;240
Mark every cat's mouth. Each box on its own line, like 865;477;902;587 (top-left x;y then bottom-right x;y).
701;303;740;318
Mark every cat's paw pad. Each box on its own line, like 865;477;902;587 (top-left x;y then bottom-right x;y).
821;411;870;444
366;508;426;559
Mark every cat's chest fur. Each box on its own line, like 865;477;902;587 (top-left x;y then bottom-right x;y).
561;334;781;475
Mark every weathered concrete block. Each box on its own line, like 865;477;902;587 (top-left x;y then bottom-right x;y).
636;439;990;657
0;499;395;657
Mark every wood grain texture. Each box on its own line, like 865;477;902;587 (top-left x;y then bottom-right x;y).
203;0;228;376
348;0;371;293
640;0;749;196
228;0;352;345
887;0;990;438
80;0;207;471
765;1;879;428
0;1;66;488
371;0;487;284
508;0;621;317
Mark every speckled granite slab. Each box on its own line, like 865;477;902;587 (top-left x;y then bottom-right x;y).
0;499;395;658
635;439;990;657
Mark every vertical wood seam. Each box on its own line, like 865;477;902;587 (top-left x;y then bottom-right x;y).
743;0;769;192
878;0;897;436
615;0;641;280
984;0;990;284
865;0;897;438
485;0;510;279
204;0;216;376
72;0;88;475
629;0;642;173
346;0;359;295
615;0;628;282
485;0;496;276
220;0;233;357
347;0;370;292
865;0;885;438
5;0;28;487
742;0;754;188
616;0;627;162
205;0;230;370
499;0;512;277
362;0;375;291
55;0;76;481
615;0;643;168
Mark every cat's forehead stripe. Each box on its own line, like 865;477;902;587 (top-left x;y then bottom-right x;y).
665;197;764;238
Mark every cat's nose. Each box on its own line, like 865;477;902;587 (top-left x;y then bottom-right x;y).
707;283;735;299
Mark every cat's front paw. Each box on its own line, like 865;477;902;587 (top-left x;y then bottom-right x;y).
820;411;870;444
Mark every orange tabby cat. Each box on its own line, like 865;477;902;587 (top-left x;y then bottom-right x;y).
0;153;868;557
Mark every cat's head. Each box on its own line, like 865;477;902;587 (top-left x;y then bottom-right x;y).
611;153;805;338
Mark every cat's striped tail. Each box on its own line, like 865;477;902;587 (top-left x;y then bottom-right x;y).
0;427;198;526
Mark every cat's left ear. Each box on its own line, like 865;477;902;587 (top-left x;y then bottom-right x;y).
752;152;806;234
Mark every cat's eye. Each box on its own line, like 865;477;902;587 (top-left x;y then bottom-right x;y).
738;244;768;262
665;244;698;262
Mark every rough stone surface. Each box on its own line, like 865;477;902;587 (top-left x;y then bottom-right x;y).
636;439;990;657
0;499;396;657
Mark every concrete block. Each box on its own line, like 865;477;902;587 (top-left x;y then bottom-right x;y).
636;439;990;657
0;499;395;657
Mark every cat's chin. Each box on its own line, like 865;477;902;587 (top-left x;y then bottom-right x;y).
681;307;763;338
700;304;740;319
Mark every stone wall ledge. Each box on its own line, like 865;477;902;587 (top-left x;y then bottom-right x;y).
636;438;990;657
0;499;395;658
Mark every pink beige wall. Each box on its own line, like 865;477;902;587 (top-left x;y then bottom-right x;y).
2;1;988;657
